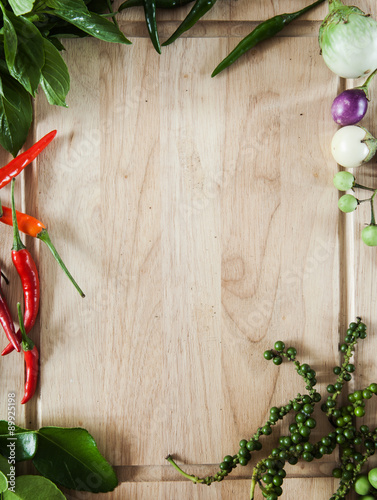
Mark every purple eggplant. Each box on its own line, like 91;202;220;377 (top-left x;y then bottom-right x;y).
331;89;368;126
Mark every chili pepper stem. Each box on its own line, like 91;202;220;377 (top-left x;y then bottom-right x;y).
17;303;34;351
11;180;26;252
37;229;85;298
165;455;204;484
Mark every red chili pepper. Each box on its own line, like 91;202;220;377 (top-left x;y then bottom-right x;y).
0;270;21;352
17;302;39;404
2;180;40;356
0;130;57;190
0;204;85;297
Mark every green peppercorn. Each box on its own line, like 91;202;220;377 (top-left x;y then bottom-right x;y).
273;356;283;366
262;425;272;435
369;383;377;393
264;350;274;360
263;473;274;484
274;341;285;352
305;418;316;429
333;366;341;375
302;451;313;462
302;404;313;414
363;389;372;399
286;347;297;358
332;468;342;478
220;461;230;471
354;406;365;417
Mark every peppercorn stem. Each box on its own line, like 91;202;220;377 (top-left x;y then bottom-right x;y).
165;455;205;484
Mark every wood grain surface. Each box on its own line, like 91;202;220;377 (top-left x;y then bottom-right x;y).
0;0;377;499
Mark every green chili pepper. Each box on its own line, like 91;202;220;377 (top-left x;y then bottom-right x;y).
144;0;161;53
211;0;325;77
162;0;217;46
119;0;193;10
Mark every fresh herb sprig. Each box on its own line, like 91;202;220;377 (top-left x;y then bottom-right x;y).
0;0;130;157
167;319;377;500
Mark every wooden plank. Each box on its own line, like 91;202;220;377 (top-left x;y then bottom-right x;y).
85;477;339;500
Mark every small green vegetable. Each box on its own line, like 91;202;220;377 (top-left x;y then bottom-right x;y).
162;0;218;47
211;0;325;77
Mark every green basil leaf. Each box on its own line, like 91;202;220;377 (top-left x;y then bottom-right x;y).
0;5;17;68
40;37;69;106
0;9;45;96
0;73;33;156
8;0;35;16
51;9;131;44
46;37;66;51
46;0;89;11
3;475;67;499
33;427;118;493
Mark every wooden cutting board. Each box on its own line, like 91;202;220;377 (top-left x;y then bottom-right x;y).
0;1;376;498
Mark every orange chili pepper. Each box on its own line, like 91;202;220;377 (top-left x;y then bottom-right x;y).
0;205;85;298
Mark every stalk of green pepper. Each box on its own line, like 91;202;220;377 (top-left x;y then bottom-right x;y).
211;0;325;77
119;0;193;10
162;0;218;46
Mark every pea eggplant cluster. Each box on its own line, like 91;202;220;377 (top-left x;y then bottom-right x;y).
167;319;377;499
0;131;85;404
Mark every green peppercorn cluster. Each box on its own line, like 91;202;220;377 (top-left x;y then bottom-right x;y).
166;318;377;500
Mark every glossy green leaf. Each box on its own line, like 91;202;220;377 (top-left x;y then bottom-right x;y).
0;5;17;68
46;0;89;12
2;475;66;499
8;0;35;16
1;8;45;96
0;73;32;156
0;454;11;478
40;37;70;106
33;427;118;493
46;1;131;44
0;421;37;462
0;470;8;493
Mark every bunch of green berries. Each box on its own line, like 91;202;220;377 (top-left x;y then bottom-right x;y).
334;171;377;246
167;319;377;500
